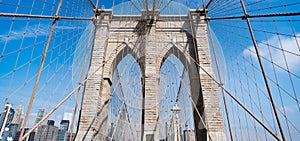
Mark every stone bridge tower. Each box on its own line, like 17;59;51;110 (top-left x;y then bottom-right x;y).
75;9;227;141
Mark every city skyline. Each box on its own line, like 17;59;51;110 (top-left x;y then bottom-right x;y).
0;0;299;140
0;101;74;140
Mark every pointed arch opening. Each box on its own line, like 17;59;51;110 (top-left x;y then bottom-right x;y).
159;54;196;140
109;54;143;140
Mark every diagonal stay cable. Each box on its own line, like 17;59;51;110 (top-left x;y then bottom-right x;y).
207;11;300;20
206;23;234;141
69;22;95;141
19;0;64;141
0;12;93;20
239;0;286;140
171;40;282;140
88;0;97;9
20;37;135;140
195;55;282;141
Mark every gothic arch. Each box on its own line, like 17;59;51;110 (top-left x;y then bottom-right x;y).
103;42;142;81
159;43;201;95
158;43;204;132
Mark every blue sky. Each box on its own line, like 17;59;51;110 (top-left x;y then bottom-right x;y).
0;0;94;128
0;0;299;140
207;0;300;140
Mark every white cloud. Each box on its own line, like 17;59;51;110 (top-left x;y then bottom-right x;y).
0;24;83;42
279;105;296;114
0;24;50;42
243;33;300;72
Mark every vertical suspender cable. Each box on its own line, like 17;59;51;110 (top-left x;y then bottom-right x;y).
201;0;234;140
239;0;286;140
69;1;98;141
207;24;234;141
170;34;282;140
69;21;95;141
18;0;63;141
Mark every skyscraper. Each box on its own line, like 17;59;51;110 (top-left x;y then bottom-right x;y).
11;102;23;125
0;103;15;139
13;128;35;141
59;120;69;131
62;113;72;122
57;120;70;141
47;120;55;126
62;112;72;132
8;102;23;139
34;109;45;126
35;120;58;141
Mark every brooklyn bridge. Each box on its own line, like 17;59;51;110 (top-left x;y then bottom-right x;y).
0;0;299;141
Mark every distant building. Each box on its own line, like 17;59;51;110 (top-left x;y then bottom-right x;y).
2;127;12;141
57;129;68;141
63;113;72;122
3;124;18;140
11;102;23;125
57;120;69;141
13;128;35;141
34;109;46;126
0;103;15;139
62;112;72;131
35;120;58;141
8;102;23;139
59;120;69;131
47;120;55;126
